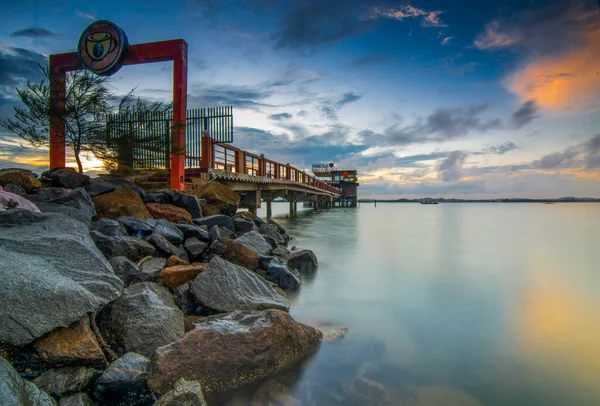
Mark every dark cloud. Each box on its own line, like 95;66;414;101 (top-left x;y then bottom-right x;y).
583;133;600;168
269;112;292;120
10;28;56;38
485;141;519;155
512;100;539;128
532;148;579;169
188;83;272;109
320;92;362;120
0;44;47;88
437;150;468;182
351;52;392;66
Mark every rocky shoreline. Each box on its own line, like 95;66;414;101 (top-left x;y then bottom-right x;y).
0;167;324;406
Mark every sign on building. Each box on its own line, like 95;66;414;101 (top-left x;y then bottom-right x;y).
312;162;335;176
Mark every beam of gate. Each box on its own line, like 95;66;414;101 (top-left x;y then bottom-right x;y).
49;39;188;190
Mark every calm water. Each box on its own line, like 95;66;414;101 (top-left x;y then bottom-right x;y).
218;203;600;406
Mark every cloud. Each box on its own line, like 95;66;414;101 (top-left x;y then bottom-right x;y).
484;141;519;155
77;12;96;21
10;28;56;38
351;52;391;66
512;100;539;128
532;149;579;169
269;112;292;120
188;83;272;109
474;21;518;50
320;92;362;120
369;5;447;27
441;35;456;46
438;150;468;182
0;44;47;107
529;133;600;170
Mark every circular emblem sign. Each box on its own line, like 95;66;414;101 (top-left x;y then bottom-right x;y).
78;21;128;76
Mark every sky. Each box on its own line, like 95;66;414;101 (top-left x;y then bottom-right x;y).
0;0;599;198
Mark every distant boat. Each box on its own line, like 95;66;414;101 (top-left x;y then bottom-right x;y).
420;201;438;205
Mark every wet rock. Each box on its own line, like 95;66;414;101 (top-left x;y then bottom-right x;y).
349;376;390;406
92;188;152;220
267;218;287;234
36;188;96;225
183;237;208;262
0;211;123;346
91;231;156;261
173;283;199;315
33;319;106;368
161;263;207;289
91;218;127;237
236;230;272;255
0;356;57;406
84;179;116;198
116;216;154;235
0;168;41;191
97;283;184;358
41;168;89;189
3;183;27;196
209;225;221;242
138;257;167;281
146;203;193;224
149;310;320;394
191;256;289;312
145;233;179;258
260;223;286;247
173;192;202;219
222;237;260;270
201;240;226;262
153;219;184;245
108;256;149;286
94;353;155;406
58;393;95;406
94;175;145;198
286;249;318;273
155;378;207;406
197;181;240;216
271;246;291;257
193;214;234;231
33;366;101;399
265;259;301;291
175;223;210;241
233;216;255;233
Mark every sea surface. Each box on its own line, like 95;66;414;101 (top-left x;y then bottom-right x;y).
216;202;600;406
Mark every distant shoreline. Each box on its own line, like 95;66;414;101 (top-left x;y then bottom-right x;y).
357;198;600;203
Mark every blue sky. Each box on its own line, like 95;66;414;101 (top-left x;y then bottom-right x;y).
1;0;599;198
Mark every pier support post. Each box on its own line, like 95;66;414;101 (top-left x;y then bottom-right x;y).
266;200;272;219
293;201;297;214
289;201;294;217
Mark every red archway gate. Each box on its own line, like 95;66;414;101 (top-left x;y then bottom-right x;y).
49;21;188;190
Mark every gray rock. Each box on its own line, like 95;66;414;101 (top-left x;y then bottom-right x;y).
116;216;154;236
153;219;184;245
36;188;96;225
97;283;184;358
143;192;166;204
259;223;286;247
173;283;199;315
236;230;272;255
201;240;226;262
41;168;90;189
175;223;210;241
94;353;155;406
91;218;127;237
253;215;264;227
271;246;291;257
0;357;57;406
0;211;123;346
108;256;149;286
286;249;318;274
33;367;100;399
58;393;95;406
191;257;290;312
3;183;27;196
259;255;276;270
193;214;234;231
139;257;167;281
183;237;208;262
145;233;179;258
91;231;156;262
233;216;254;233
95;175;145;198
209;225;221;242
84;179;116;198
267;218;287;234
266;259;301;291
154;378;207;406
27;187;70;203
173;192;202;219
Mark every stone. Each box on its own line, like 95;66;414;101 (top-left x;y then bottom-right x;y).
33;319;106;368
154;378;207;406
260;223;286;246
27;187;70;203
265;259;301;291
173;283;199;315
91;231;156;262
91;218;127;237
3;183;27;196
222;237;260;270
175;223;210;241
33;367;101;399
201;240;226;262
209;225;221;242
183;237;208;262
36;188;96;225
94;353;155;406
94;175;146;198
97;283;184;358
197;181;240;216
0;186;41;212
153;219;184;245
259;255;276;270
271;246;291;257
173;192;202;219
148;310;320;394
145;233;179;258
233;216;255;233
58;393;94;406
268;218;287;234
193;214;234;231
108;256;149;286
183;316;201;333
166;255;188;267
41;168;90;189
92;188;152;220
143;192;166;204
177;244;189;263
236;230;272;255
161;263;207;289
84;179;116;198
286;249;318;273
146;203;193;224
0;356;57;406
191;256;289;313
200;203;221;216
0;211;123;346
138;257;167;281
0;168;41;191
116;216;154;235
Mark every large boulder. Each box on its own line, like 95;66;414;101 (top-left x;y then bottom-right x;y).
36;188;96;225
152;219;184;245
93;175;146;198
0;168;41;191
193;214;234;231
236;230;272;255
233;216;255;233
0;356;57;406
222;237;260;270
265;258;301;291
108;256;149;286
146;203;193;224
116;216;155;236
33;319;106;368
91;218;127;237
33;367;100;400
138;257;167;281
161;263;207;289
0;211;123;346
173;192;202;219
149;310;321;394
183;237;208;262
91;231;155;262
144;233;179;258
41;168;90;189
97;282;184;358
84;179;116;198
27;187;70;203
94;353;155;406
259;223;286;247
175;223;210;241
92;188;152;220
286;249;318;273
197;181;240;216
173;283;199;315
191;257;289;313
154;378;207;406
